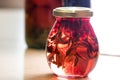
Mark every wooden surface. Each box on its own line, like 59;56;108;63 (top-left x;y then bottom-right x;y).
0;8;120;80
1;47;120;80
24;49;120;80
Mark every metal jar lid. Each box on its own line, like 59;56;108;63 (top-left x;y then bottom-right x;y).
53;7;93;18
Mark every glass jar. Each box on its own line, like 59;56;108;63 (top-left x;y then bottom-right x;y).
25;0;62;49
46;7;99;78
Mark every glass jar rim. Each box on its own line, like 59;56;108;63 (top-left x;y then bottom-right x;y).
53;7;93;18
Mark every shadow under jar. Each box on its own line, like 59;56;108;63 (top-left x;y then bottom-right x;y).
46;7;99;78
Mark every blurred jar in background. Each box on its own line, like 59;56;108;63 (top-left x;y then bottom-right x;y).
25;0;62;49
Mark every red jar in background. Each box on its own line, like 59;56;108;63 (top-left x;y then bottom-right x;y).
25;0;62;49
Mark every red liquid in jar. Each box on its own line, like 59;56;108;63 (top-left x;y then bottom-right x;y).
46;18;99;78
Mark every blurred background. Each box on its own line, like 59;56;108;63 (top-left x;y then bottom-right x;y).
0;0;120;54
0;1;25;80
0;0;26;49
0;0;120;80
0;0;24;8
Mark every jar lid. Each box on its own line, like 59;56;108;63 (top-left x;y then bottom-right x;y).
53;7;93;18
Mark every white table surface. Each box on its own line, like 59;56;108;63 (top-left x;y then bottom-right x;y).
0;8;120;80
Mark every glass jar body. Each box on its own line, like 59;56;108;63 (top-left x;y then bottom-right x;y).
25;0;62;49
46;17;99;78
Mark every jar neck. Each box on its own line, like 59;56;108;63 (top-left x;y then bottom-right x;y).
56;17;90;22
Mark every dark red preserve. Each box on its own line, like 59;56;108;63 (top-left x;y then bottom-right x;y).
46;7;99;78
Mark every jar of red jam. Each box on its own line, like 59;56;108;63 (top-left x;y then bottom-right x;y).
25;0;62;49
46;7;99;78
